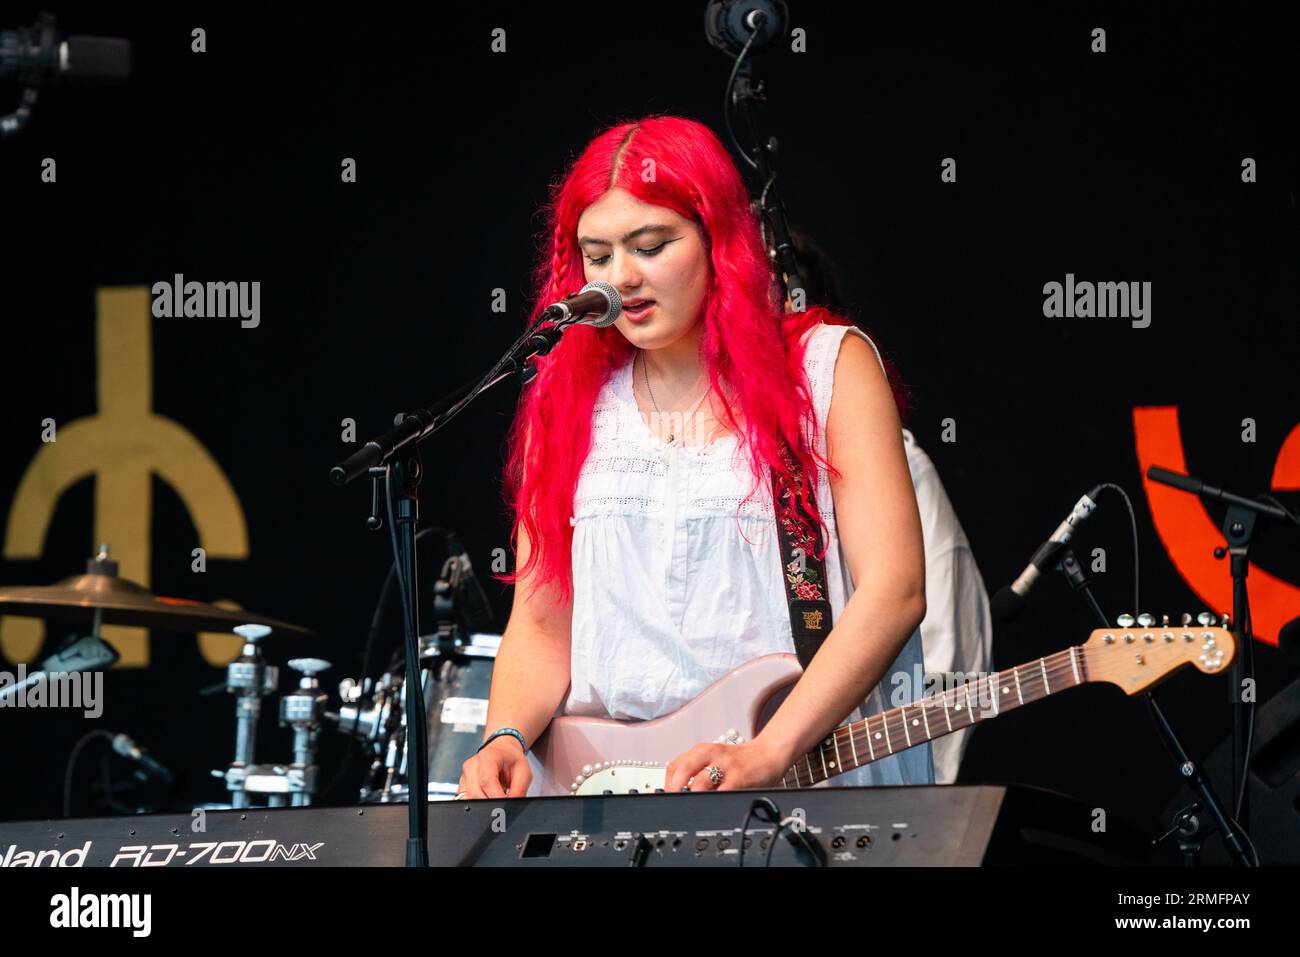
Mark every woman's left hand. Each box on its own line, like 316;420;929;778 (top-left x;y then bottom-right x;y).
664;739;791;792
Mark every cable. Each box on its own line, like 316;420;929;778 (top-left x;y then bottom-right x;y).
767;817;807;867
1097;482;1140;616
1234;584;1256;825
1261;494;1300;527
756;171;779;265
738;796;780;867
62;729;116;817
363;526;445;678
1239;814;1261;867
1225;586;1259;865
737;796;815;867
721;31;761;170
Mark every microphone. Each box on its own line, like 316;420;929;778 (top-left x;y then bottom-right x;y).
992;485;1103;622
1147;465;1294;522
704;0;789;57
0;18;131;85
111;733;174;784
540;280;622;328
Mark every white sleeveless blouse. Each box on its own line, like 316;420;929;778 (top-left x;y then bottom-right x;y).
562;322;933;787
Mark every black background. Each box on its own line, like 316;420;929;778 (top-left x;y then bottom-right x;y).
0;1;1297;850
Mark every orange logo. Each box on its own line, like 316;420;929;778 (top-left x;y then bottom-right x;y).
1134;406;1300;646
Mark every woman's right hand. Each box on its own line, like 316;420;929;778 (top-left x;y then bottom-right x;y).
456;737;532;799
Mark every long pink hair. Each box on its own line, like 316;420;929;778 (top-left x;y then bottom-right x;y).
501;115;851;604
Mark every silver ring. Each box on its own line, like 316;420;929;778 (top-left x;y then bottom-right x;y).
706;765;724;785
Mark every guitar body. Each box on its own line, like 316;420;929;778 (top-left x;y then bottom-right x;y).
530;653;803;796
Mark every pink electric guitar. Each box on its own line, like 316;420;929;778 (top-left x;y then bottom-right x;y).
529;614;1235;796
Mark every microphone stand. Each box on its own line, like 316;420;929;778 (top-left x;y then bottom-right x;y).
1053;549;1252;866
1146;465;1296;836
717;11;806;307
328;320;566;866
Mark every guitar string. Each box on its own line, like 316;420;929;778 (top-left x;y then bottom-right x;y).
790;637;1210;784
788;650;1092;785
781;659;1080;786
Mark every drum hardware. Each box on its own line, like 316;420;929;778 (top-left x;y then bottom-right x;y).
0;544;322;812
218;624;279;809
431;532;495;636
218;642;332;809
327;632;501;803
279;658;331;807
366;667;435;804
327;672;401;800
330;673;400;746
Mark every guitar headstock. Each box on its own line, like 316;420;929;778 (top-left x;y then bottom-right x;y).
1083;612;1237;695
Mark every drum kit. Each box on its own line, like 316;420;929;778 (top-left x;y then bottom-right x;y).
335;631;500;803
0;544;495;812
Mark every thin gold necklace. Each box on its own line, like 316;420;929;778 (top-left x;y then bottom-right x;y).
640;351;710;445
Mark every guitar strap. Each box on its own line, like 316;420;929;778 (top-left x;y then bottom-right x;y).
769;437;834;669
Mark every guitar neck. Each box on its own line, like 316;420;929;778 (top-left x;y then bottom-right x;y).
782;646;1088;788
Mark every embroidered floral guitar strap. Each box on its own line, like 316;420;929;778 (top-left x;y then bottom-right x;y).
770;438;834;669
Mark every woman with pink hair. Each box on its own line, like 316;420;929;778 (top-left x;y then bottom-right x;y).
457;114;932;797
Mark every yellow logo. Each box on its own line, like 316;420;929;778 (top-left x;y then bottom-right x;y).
801;609;824;632
2;287;249;667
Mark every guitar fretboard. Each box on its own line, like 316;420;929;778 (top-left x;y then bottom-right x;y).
781;646;1088;788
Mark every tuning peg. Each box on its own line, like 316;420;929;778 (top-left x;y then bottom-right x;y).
1220;613;1231;629
1161;614;1171;626
1196;612;1216;627
1137;613;1155;628
1116;613;1136;628
1181;612;1193;626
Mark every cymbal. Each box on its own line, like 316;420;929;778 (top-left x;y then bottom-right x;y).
0;572;313;636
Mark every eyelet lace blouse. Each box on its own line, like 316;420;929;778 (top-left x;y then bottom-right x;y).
558;322;933;787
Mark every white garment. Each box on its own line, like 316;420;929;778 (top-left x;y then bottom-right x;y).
903;429;992;784
558;321;933;787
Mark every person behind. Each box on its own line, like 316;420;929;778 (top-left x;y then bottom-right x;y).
458;115;934;798
784;227;992;785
